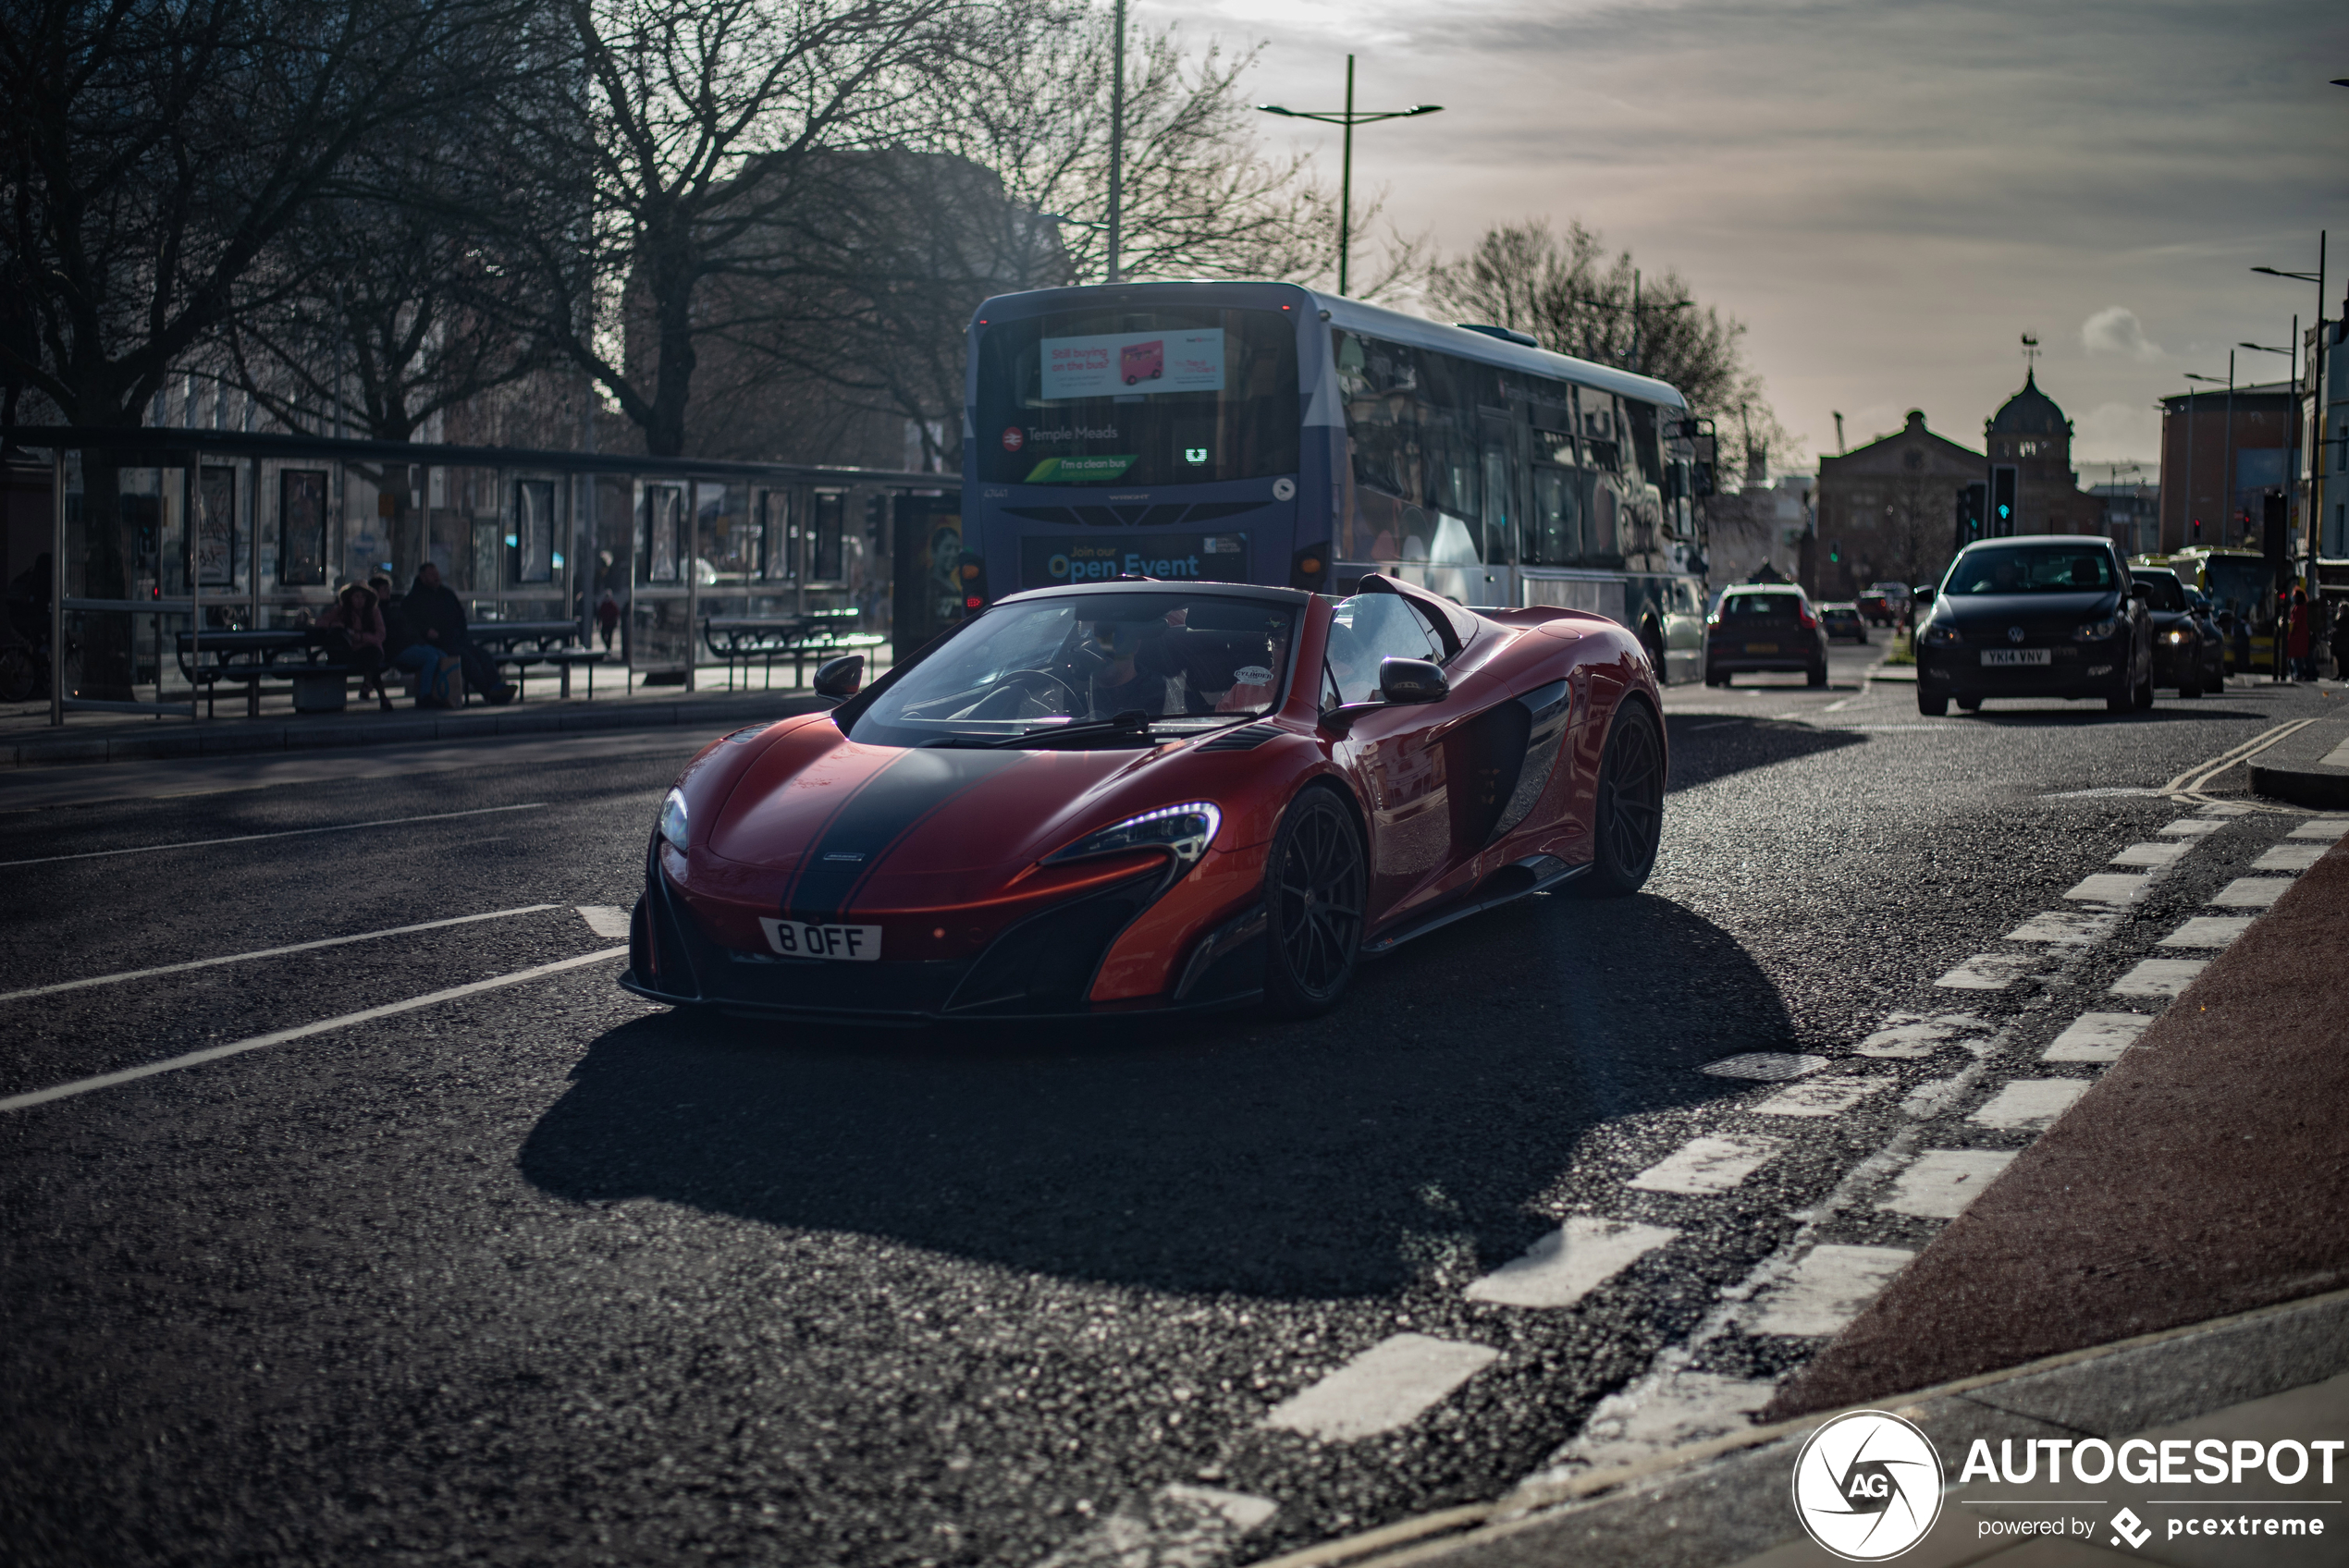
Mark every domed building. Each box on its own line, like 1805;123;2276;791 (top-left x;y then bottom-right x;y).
1983;369;2097;535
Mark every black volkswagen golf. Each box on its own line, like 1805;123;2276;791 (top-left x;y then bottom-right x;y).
1913;536;2155;716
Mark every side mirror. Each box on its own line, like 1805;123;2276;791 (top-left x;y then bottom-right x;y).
2130;583;2150;603
1912;585;1936;606
1378;656;1448;704
812;653;865;701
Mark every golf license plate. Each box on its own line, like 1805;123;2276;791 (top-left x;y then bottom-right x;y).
759;918;882;961
1980;648;2051;667
1745;642;1778;655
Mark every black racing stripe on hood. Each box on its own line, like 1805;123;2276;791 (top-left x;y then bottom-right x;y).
781;749;1034;922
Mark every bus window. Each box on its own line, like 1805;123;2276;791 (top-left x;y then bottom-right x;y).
1580;388;1622;474
974;306;1298;487
1526;466;1584;565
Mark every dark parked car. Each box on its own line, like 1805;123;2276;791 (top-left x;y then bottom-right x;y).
2130;568;2207;697
1912;535;2155;716
1818;603;1869;643
1706;586;1828;687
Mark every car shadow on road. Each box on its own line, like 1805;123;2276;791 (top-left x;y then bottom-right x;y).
1663;715;1868;793
518;893;1802;1299
1948;704;2269;726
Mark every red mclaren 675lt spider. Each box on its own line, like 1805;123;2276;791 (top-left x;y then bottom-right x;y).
621;573;1666;1023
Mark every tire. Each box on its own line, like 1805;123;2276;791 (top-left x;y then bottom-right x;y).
1807;663;1826;688
1918;692;1949;716
1956;695;1982;712
1262;786;1366;1018
1580;700;1665;898
1705;668;1728;688
2134;671;2156;710
2177;668;2202;698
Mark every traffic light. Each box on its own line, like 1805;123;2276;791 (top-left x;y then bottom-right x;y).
1957;483;1986;540
1990;466;2018;536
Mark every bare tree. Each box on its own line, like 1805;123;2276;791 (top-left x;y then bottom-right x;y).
1426;218;1791;476
0;0;525;694
469;0;983;459
1878;469;1957;587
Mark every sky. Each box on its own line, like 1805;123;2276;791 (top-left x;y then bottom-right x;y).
1136;0;2349;477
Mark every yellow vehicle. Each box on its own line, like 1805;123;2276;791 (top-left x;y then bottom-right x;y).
2135;547;2279;672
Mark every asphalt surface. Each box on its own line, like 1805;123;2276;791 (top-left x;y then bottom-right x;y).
3;640;2341;1568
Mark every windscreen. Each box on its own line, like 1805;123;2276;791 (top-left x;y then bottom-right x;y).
1722;593;1802;619
2132;572;2186;612
848;593;1297;747
2199;556;2270;619
1945;545;2118;595
974;305;1300;486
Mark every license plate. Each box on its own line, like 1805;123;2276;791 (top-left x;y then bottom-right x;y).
1981;648;2051;667
759;918;882;961
1745;642;1778;654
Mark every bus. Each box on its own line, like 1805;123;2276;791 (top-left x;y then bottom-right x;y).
961;280;1714;681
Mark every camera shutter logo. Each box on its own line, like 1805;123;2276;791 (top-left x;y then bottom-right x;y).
1791;1410;1944;1561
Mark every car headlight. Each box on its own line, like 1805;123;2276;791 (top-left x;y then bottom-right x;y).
1922;621;1962;645
2076;619;2121;640
1045;802;1222;871
658;788;689;854
2164;629;2189;643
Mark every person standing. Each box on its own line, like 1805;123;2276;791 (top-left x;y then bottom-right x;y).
596;591;621;653
2286;587;2312;682
404;561;514;704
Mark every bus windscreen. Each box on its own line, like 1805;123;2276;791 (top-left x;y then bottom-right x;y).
974;306;1298;487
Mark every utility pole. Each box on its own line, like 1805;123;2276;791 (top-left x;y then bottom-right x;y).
1106;0;1124;285
1259;61;1441;297
2253;230;2326;595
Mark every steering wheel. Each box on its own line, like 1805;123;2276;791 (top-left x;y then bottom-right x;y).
968;665;1082;720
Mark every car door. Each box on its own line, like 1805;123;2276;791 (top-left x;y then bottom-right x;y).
1324;592;1459;915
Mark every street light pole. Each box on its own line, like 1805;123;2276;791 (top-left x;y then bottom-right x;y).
1259;64;1441;297
2253;229;2327;594
1106;0;1124;285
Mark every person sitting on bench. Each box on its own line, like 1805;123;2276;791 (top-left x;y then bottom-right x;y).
314;582;393;712
370;575;459;707
404;562;514;705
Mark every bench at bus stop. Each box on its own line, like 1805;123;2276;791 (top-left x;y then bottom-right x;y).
701;610;883;691
176;629;366;718
467;620;607;701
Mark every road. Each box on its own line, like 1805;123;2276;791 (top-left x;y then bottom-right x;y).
1;644;2337;1568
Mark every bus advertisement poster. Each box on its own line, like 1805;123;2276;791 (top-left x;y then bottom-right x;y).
1039;329;1225;398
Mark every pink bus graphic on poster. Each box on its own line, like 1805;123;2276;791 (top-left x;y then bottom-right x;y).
1121;339;1163;385
1039;329;1224;399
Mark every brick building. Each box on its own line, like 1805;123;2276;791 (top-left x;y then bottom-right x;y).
1809;410;1984;598
1983;370;2099;535
2157;381;2297;553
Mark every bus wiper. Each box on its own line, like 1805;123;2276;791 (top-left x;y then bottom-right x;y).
983;709;1157;748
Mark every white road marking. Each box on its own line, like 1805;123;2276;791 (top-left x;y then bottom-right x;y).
2110;958;2207;998
0;905;560;1004
1686;720;1740;732
1857;1012;1993;1059
2044;1012;2153;1062
1628;1135;1784;1194
2163;718;2318;798
2004;911;2119;945
0;948;628;1113
2063;873;2152;903
2209;877;2294;908
1033;1484;1277;1568
1465;1218;1679;1307
1754;1074;1891;1118
2158;818;2227;836
2109;840;2191;867
1935;952;2038;990
1899;1077;1969;1118
1557;1372;1777;1473
2285;818;2349;840
576;905;632;939
2251;843;2329;872
1969;1078;2090;1131
1701;1052;1827;1080
2196;802;2252;816
1263;1334;1498;1441
1879;1149;2017;1219
1742;1244;1913;1336
2158;916;2253;949
0;802;547;867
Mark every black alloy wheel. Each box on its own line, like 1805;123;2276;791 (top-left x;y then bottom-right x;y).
1262;786;1367;1017
1581;700;1665;897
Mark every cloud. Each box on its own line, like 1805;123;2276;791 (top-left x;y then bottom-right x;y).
2073;401;2162;467
2081;307;2162;361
